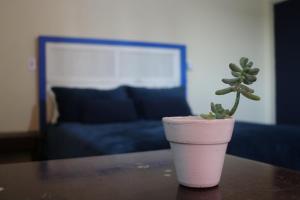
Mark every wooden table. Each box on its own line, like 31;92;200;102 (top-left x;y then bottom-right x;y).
0;150;300;200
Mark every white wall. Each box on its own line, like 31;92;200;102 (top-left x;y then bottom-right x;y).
185;0;275;124
0;0;275;133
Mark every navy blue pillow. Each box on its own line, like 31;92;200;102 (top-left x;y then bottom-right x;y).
81;99;138;124
52;87;129;122
126;86;188;118
127;86;186;100
139;97;191;120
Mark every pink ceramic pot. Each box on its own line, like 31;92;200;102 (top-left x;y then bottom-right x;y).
163;116;235;188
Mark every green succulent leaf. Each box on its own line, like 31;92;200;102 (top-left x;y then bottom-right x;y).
215;104;224;112
246;61;253;68
210;102;216;113
222;78;240;85
200;113;215;119
245;74;257;82
243;67;250;73
229;63;242;72
239;84;254;93
241;91;260;101
248;68;259;75
215;113;223;119
215;87;235;95
231;71;241;77
243;79;253;85
240;57;249;68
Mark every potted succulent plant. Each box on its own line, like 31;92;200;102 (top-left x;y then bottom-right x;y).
163;57;260;188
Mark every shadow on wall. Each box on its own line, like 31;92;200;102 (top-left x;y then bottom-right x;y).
28;104;38;132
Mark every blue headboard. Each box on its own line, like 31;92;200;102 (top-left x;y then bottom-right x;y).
38;36;187;132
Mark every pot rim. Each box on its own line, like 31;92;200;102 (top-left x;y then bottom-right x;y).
162;116;234;124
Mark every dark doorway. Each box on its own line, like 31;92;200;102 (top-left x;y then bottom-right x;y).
275;0;300;125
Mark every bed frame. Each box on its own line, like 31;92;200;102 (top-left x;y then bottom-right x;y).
38;36;187;133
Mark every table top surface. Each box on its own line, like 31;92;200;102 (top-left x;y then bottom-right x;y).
0;150;300;200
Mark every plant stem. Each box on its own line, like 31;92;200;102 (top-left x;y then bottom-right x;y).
229;92;240;116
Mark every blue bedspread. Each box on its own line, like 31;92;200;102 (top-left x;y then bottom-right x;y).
46;121;300;171
46;120;169;159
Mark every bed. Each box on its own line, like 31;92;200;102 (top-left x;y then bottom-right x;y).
39;36;187;159
39;36;300;172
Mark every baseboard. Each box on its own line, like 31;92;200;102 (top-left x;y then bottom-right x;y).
0;131;39;139
0;131;40;153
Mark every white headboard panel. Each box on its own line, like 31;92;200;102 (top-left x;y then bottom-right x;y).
46;43;181;89
39;36;187;131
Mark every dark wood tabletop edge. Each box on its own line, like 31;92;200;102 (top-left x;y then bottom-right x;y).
0;149;171;167
225;154;300;174
0;149;299;176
